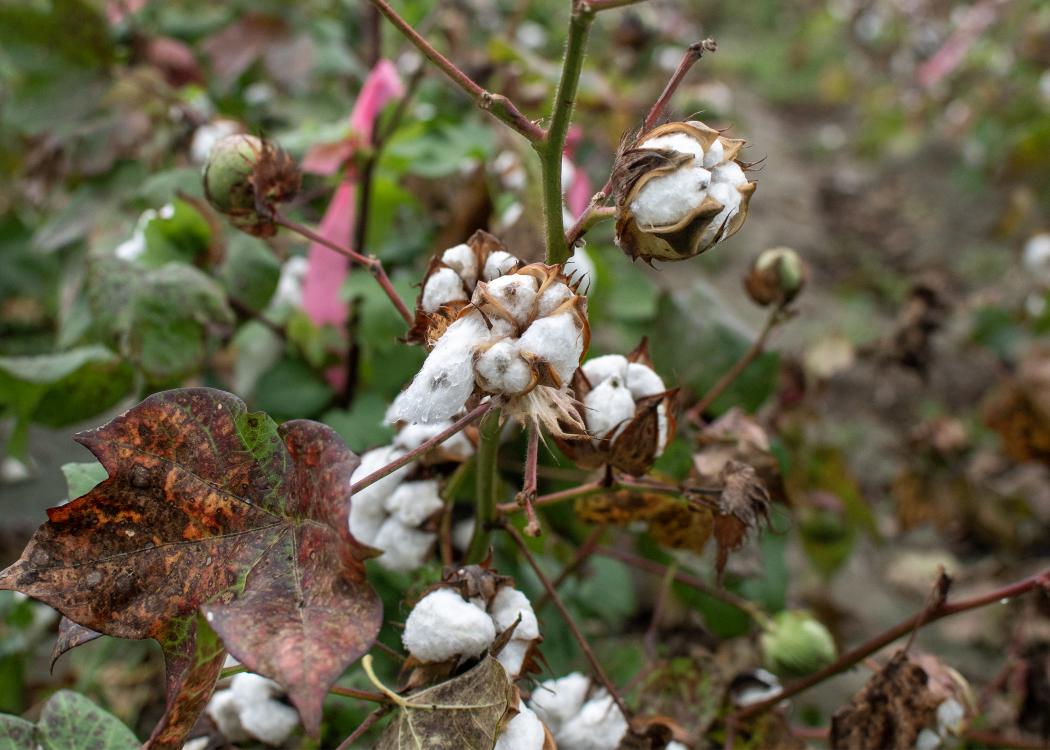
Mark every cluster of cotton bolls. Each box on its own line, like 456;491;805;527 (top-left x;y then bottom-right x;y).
419;241;521;319
204;673;299;747
392;263;589;434
401;583;540;680
580;354;670;452
348;421;473;572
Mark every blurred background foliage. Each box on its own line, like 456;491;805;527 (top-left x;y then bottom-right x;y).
3;0;1050;746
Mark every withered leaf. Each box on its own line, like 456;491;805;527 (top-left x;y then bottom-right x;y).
51;616;101;671
829;652;940;750
376;656;516;750
0;388;382;746
713;461;771;577
576;490;712;554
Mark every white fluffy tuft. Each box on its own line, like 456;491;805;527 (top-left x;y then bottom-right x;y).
495;700;547;750
584;377;636;440
490;586;539;640
402;588;496;662
372;518;436;573
421;267;468;313
630;166;712;228
441;243;478;287
517;313;585;386
528;673;591;732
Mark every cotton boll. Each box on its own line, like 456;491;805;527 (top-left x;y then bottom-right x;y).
497;638;532;679
484;250;521;280
702;138;724;168
916;728;942;750
402;588;496;662
206;690;249;742
239;700;300;746
476;341;534;395
517;313;585;385
584;378;636;440
630;166;712;228
390;314;494;423
441;243;478;287
231;673;282;706
712;161;748;187
422;267;468;312
936;699;965;734
641;132;705;161
556;694;628;750
537;281;574;317
496;701;547;750
528;673;591;732
699;181;741;247
373;517;436;572
383;480;444;527
625;363;665;399
484;274;539;325
350;445;411;516
348;501;385;546
490;587;539;640
581;355;628;386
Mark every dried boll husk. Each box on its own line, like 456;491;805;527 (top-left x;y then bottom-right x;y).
745;247;807;306
202;134;300;237
613;121;756;262
407;229;524;346
556;339;678;475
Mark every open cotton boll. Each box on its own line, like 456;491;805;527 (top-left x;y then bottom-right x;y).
476;341;535;395
206;689;249;742
421;267;468;313
625;362;666;399
372;517;436;572
490;587;539;640
484;250;520;280
584;378;636;440
390;314;494;424
350;445;411;515
529;673;591;732
441;243;478;287
496;701;547;750
484;274;539;325
630;166;712;228
556;694;628;750
712;161;748;187
383;480;443;527
231;673;282;707
702;137;724;168
497;637;532;678
581;354;629;386
641;132;705;161
699;181;741;247
517;313;585;385
239;700;300;747
402;588;496;662
537;281;574;317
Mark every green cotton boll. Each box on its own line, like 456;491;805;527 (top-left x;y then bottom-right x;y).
760;610;837;678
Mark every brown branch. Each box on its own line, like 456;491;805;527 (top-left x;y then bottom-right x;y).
350;402;494;495
643;38;717;131
329;685;389;704
335;707;388;750
517;426;542;537
503;523;631;720
368;0;543;142
733;567;1050;722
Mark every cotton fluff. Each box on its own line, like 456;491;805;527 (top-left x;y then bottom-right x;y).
206;673;299;747
393;420;474;462
477;341;535;394
1023;232;1050;286
495;701;547;750
486;273;539;325
538;280;575;317
349;445;411;545
516;313;585;386
441;243;478;286
528;673;592;732
584;378;636;440
389;314;496;424
666;743;689;750
581;356;669;452
497;637;533;679
484;250;520;280
384;480;443;526
491;586;540;678
402;588;496;662
421;267;468;313
555;694;628;750
581;355;629;386
371;518;436;572
631;166;713;228
563;247;595;293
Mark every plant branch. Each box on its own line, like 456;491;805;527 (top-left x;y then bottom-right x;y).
336;707;387;750
466;408;504;563
517;426;542;537
350;401;493;495
540;0;595;265
496;475;721;515
564;204;615;248
329;685;389;704
497;480;603;514
733;567;1050;722
687;303;786;425
503;523;631;720
643;38;717;131
588;0;651;9
368;0;543;142
274;213;413;325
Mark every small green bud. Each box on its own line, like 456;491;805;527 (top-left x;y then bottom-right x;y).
202;134;300;237
760;610;837;678
745;247;806;306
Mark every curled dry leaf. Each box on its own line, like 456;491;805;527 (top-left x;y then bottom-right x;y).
829;652;941;750
51;616;101;672
713;461;771;577
376;656;517;750
576;490;713;554
0;388;382;747
692;408;786;504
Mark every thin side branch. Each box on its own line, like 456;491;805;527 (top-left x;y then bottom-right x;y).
518;426;542;537
275;213;413;325
368;0;543;142
643;38;717;131
335;708;387;750
503;523;631;720
350;402;493;495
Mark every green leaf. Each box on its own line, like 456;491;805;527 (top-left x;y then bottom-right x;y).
139;201;212;268
0;714;35;750
254;358;334;419
36;690;139;750
218;234;280;312
61;462;108;500
0;346;133;428
322;392;395;452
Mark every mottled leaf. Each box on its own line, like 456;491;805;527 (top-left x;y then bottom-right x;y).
376;656;515;750
0;388;382;746
37;690;139;750
0;714;35;750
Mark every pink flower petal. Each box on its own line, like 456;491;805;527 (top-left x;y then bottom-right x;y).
302;180;355;329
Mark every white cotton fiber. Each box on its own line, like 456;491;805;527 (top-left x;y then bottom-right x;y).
239;699;299;746
581;355;628;386
484;274;539;325
383;480;443;527
476;341;534;395
584;378;636;440
641;132;705;161
528;673;591;732
712;161;748;187
517;313;585;385
373;518;436;572
497;638;532;679
630;166;712;228
349;445;411;516
495;701;547;750
206;689;248;742
441;243;478;287
702;137;724;168
393;420;475;461
625;362;665;399
483;250;521;281
537;281;574;317
556;694;628;750
490;587;539;640
402;588;496;662
421;267;468;313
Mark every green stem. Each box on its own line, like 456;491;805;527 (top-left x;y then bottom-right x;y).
539;1;595;265
466;408;503;563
